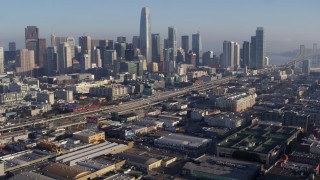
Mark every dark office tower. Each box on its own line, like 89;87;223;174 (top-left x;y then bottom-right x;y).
202;51;214;66
177;48;185;63
25;26;39;65
125;49;135;61
115;42;126;59
186;50;196;66
98;40;108;47
79;36;92;64
164;39;169;49
37;38;46;67
250;36;256;69
255;27;265;69
132;36;140;50
168;27;177;62
152;33;161;62
0;47;3;74
117;36;126;43
25;26;39;41
242;41;250;68
313;43;319;67
140;7;152;64
192;32;202;66
9;42;16;51
181;35;189;52
45;47;57;76
107;40;114;50
79;36;92;54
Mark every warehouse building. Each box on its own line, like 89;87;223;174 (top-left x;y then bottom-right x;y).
154;133;212;155
73;130;105;144
182;155;260;180
42;162;91;180
216;124;301;165
114;152;162;172
9;171;54;180
54;141;129;166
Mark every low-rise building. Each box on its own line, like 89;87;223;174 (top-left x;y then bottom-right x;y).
154;133;212;155
37;91;55;104
182;155;260;180
89;84;129;99
204;112;246;129
114;152;162;172
55;89;73;102
216;124;301;165
215;92;257;112
73;130;105;144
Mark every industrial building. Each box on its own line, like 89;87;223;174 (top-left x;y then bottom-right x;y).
114;152;162;172
182;155;260;179
42;162;91;180
73;130;105;144
216;124;301;165
54;141;129;166
9;171;54;180
154;133;212;155
0;150;51;172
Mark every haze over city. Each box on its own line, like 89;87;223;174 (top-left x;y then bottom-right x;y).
1;0;320;179
0;0;319;55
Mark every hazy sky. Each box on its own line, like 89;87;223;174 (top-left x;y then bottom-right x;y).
0;0;319;54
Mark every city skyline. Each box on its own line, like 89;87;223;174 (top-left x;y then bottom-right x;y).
0;0;319;54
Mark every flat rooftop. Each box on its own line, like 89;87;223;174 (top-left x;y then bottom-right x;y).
217;124;300;154
155;133;211;148
183;155;260;179
73;130;104;137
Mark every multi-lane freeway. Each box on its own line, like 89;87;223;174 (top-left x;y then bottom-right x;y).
0;76;235;132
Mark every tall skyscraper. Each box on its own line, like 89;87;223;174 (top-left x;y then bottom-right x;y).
25;26;39;65
223;41;234;68
312;43;319;67
79;36;92;54
168;27;177;62
37;38;46;67
45;47;57;76
115;42;126;59
255;27;265;69
222;41;240;68
58;42;72;74
132;36;140;50
66;37;75;58
0;47;4;74
181;35;189;52
152;33;161;62
103;50;117;68
192;32;202;66
234;42;240;68
242;41;250;68
25;26;39;42
16;49;35;77
80;54;91;73
92;47;102;68
140;7;152;64
250;36;256;69
9;42;16;51
117;36;126;43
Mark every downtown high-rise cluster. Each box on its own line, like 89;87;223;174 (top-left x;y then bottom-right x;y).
0;7;267;78
222;27;267;70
